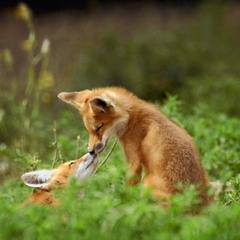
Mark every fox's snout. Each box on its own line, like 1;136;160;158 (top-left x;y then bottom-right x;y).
88;142;106;155
74;153;98;181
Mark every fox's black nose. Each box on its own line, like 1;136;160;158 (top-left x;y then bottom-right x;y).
88;149;95;155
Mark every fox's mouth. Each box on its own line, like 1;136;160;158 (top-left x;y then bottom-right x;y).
94;137;110;154
74;153;98;181
84;153;98;169
72;153;98;175
88;142;108;155
95;143;107;154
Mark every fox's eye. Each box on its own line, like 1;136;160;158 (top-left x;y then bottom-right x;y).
95;124;103;132
69;161;76;168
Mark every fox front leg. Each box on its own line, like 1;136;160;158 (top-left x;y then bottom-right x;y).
125;161;143;186
121;142;144;186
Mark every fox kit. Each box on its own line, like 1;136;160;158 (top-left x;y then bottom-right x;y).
21;153;98;205
58;87;211;206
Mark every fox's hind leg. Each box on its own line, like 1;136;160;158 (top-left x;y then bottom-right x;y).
143;175;173;203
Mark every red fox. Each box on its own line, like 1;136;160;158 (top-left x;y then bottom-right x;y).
58;87;211;206
21;153;98;205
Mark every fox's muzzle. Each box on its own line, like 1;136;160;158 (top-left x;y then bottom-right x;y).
74;153;98;181
88;142;106;155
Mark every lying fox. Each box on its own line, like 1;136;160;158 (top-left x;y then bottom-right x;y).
58;87;211;206
21;153;98;205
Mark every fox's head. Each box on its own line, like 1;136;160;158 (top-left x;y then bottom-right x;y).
21;153;98;190
58;88;130;154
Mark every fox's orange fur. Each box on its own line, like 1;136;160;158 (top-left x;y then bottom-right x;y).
58;87;211;206
22;153;98;205
24;190;58;206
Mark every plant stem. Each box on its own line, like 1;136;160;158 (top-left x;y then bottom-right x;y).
52;121;60;168
93;139;117;175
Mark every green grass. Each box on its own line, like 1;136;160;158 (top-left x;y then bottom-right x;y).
1;96;240;239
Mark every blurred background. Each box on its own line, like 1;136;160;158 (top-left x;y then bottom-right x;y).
0;1;240;161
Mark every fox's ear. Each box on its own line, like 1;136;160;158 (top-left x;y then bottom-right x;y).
89;96;114;114
21;169;56;189
58;90;91;109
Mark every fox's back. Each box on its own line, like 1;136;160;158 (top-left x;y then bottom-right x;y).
117;94;209;186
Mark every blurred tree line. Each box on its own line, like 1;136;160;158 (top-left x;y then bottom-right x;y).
0;0;204;14
68;2;240;116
